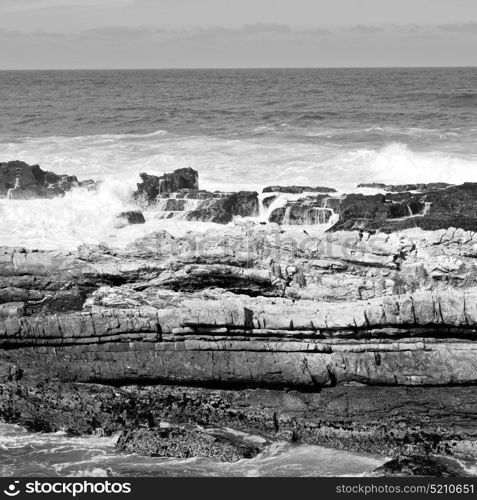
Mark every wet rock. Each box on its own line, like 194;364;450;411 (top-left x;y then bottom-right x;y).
185;191;259;223
370;456;460;477
263;182;477;232
263;185;337;194
262;195;277;209
133;169;258;223
331;183;477;232
134;168;199;203
1;382;477;460
117;211;146;225
116;425;263;461
0;160;93;199
358;182;452;192
269;196;336;225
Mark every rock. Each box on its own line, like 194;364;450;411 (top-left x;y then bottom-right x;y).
261;182;477;232
269;196;337;225
116;425;263;461
358;182;452;192
334;183;477;232
262;195;277;209
185;191;259;223
370;456;460;477
0;160;93;199
263;186;337;194
134;168;199;203
1;382;477;460
116;211;146;225
3;284;477;387
133;169;258;223
1;180;477;466
0;302;25;318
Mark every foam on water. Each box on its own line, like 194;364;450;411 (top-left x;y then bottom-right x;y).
0;423;386;477
1;132;476;250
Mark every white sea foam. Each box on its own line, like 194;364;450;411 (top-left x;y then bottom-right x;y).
0;133;476;249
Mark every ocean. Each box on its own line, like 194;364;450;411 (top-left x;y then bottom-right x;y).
0;67;476;250
0;424;386;477
0;67;476;476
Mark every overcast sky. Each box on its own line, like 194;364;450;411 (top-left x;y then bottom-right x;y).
0;0;476;69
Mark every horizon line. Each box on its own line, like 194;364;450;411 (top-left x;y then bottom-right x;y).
0;64;476;72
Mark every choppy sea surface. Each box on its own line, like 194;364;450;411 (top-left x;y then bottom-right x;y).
0;68;476;476
0;424;386;477
0;68;476;249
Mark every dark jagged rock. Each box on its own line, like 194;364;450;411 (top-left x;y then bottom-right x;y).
116;425;263;461
0;160;94;199
117;211;146;225
370;456;460;477
268;182;477;233
134;169;258;223
185;191;259;223
263;185;337;194
1;382;476;461
358;182;452;192
134;168;199;203
262;195;277;209
269;195;337;225
331;183;477;232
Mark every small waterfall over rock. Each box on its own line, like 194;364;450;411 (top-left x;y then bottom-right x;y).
258;193;299;223
261;191;341;228
154;197;203;220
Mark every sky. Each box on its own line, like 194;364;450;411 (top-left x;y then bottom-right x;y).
0;0;476;69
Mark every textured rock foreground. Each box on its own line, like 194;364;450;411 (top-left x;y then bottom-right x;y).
1;224;477;390
2;169;477;466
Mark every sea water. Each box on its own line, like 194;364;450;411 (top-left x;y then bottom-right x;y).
0;67;476;249
0;67;476;475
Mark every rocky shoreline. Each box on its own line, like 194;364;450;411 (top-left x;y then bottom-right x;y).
1;161;477;475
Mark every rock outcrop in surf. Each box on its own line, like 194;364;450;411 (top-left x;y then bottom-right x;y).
0;160;95;199
131;168;477;233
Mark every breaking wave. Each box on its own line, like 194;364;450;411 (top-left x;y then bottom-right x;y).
0;132;476;250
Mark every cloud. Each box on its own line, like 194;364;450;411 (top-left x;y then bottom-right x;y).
242;23;292;34
0;22;476;69
390;23;426;34
438;22;477;33
0;0;131;14
81;26;164;40
346;24;385;34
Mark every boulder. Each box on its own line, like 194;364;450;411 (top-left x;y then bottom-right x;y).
185;191;259;223
269;196;337;225
134;168;199;203
116;211;146;225
133;169;258;223
332;183;477;232
116;425;263;461
0;160;93;199
266;183;477;232
370;456;460;477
